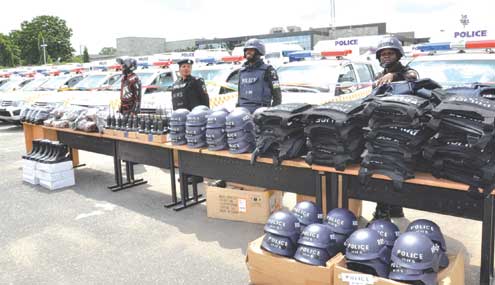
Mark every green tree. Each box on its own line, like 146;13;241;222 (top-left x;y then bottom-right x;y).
0;33;20;67
11;15;74;65
99;47;116;56
83;46;90;62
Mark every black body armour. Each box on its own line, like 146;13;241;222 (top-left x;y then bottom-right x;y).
251;103;312;165
303;100;366;170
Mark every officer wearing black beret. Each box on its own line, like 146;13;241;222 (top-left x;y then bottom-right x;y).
171;59;210;110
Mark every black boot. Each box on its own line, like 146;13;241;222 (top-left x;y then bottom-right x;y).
46;143;70;164
36;141;56;162
28;140;50;161
23;140;41;159
389;205;405;218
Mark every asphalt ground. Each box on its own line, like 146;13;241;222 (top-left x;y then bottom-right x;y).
0;122;484;284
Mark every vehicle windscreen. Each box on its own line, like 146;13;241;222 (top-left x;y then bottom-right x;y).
277;64;339;92
0;79;26;91
410;59;495;87
192;68;231;81
21;77;50;91
72;74;108;90
38;76;71;91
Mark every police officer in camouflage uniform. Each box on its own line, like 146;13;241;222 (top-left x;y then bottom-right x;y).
237;39;281;113
172;59;210;111
373;36;419;220
117;58;141;115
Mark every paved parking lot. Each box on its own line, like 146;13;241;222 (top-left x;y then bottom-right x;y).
0;123;484;284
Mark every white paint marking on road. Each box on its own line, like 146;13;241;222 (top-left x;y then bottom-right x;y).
94;202;117;211
75;210;104;220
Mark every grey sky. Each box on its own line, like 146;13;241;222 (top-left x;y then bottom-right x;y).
1;0;493;54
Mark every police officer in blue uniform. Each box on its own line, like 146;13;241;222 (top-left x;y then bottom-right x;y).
172;59;210;111
237;39;281;113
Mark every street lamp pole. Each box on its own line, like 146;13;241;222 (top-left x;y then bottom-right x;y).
40;37;47;65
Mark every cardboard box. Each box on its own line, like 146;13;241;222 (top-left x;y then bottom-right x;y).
137;132;155;143
36;169;74;182
333;251;464;285
22;159;37;170
206;184;283;224
39;175;75;190
113;130;125;138
246;236;342;285
22;173;39;185
36;161;72;173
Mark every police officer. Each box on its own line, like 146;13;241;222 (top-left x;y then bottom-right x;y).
373;36;419;220
172;59;210;111
375;36;419;86
117;58;141;115
237;38;281;113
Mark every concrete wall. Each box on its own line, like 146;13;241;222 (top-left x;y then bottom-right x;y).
116;37;166;56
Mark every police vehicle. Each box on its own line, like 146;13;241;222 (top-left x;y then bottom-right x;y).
277;50;376;105
408;40;495;87
0;75;83;123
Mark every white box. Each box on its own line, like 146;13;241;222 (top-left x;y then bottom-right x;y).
39;175;75;190
36;161;72;173
22;159;37;170
22;174;39;185
36;169;74;182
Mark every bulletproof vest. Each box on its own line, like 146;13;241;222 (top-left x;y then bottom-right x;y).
431;159;495;198
251;103;310;165
239;63;272;113
302;100;367;170
359;153;416;191
369;78;443;104
365;126;434;159
172;76;202;111
438;85;495;100
363;95;433;128
304;100;366;129
429;95;495;132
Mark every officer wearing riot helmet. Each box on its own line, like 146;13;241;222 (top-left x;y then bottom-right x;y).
237;38;281;113
117;58;141;115
172;59;210;111
375;36;419;86
373;36;419;220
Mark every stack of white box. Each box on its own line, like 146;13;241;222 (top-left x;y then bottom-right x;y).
22;159;39;185
22;158;75;190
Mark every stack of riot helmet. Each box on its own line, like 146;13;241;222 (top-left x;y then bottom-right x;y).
186;105;211;148
261;210;301;257
303;100;367;170
325;208;358;253
251;103;312;165
406;219;449;268
345;228;391;277
291;201;323;230
294;223;341;266
424;92;495;198
206;108;229;151
359;79;442;190
169;109;189;145
226;107;256;154
389;232;441;285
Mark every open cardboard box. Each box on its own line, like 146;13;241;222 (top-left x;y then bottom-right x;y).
206;183;283;224
246;236;342;285
333;251;464;285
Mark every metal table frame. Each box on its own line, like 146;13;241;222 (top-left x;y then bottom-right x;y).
324;170;494;285
56;130;180;206
176;150;324;211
